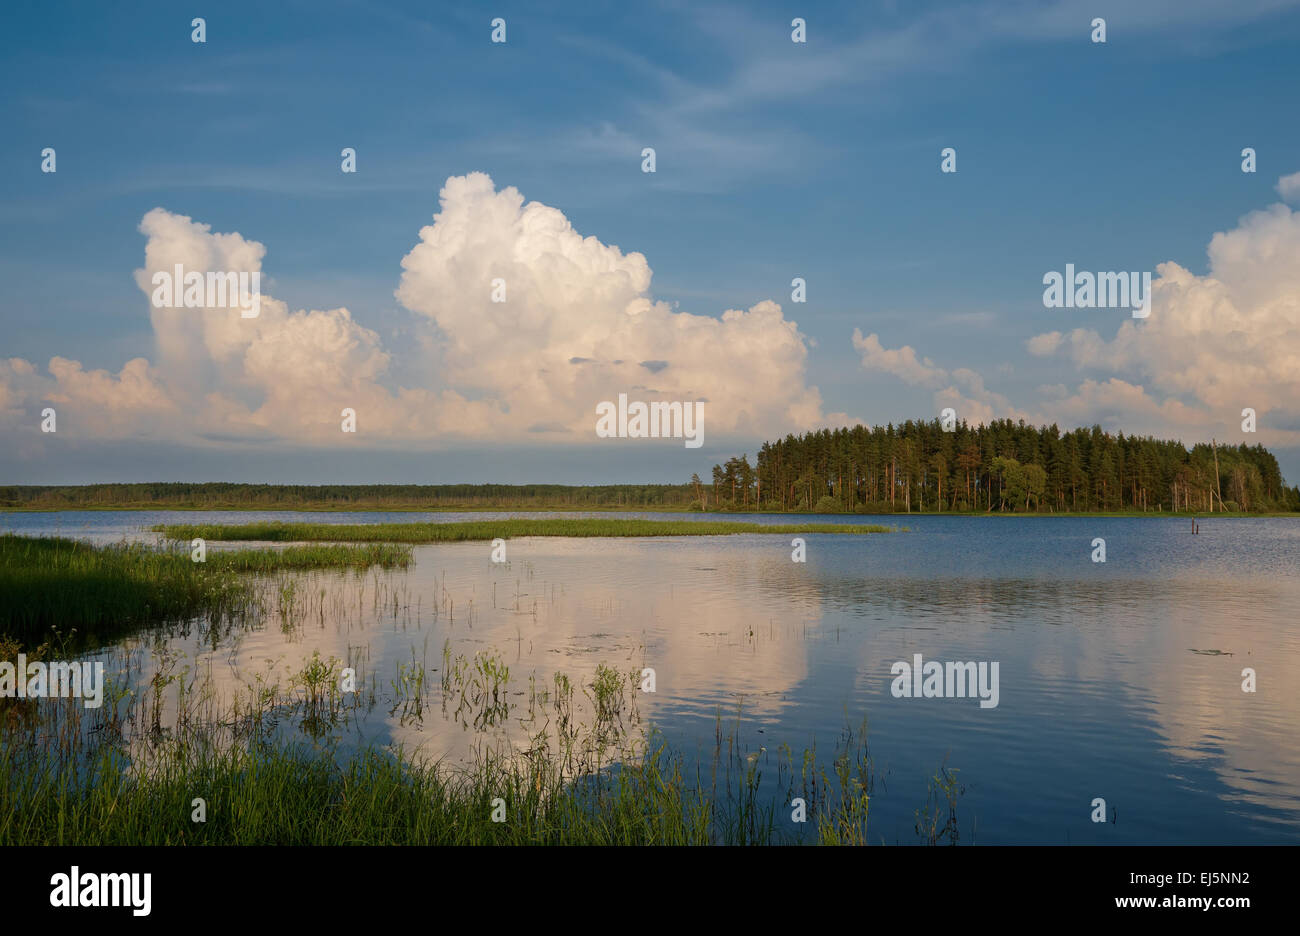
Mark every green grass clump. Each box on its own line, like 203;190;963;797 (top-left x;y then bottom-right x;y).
205;543;412;573
0;535;412;646
0;741;725;845
0;722;880;846
154;518;897;543
0;535;248;645
0;640;926;846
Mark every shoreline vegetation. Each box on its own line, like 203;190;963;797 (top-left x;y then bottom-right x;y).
0;522;890;647
0;534;411;647
1;483;699;513
0;539;963;846
4;504;1294;518
0;642;951;845
4;473;1299;517
153;518;898;543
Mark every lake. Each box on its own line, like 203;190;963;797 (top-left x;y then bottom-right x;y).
3;509;1298;844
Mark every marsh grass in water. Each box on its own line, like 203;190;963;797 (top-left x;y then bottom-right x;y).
0;639;958;845
155;518;899;543
0;535;412;647
0;699;899;846
209;543;412;573
0;535;248;646
0;736;758;845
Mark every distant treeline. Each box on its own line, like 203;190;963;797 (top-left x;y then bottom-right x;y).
0;483;697;511
7;419;1298;515
702;419;1300;513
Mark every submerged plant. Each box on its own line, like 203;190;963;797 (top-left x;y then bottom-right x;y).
914;758;966;846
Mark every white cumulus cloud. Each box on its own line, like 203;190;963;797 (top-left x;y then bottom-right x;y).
1;174;826;451
861;173;1300;449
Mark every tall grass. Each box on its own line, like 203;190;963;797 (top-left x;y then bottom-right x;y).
0;633;956;846
0;535;248;645
0;738;716;845
155;518;898;543
207;543;412;573
0;657;886;846
0;535;412;646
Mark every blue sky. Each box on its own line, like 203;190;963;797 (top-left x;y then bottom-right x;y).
3;0;1300;484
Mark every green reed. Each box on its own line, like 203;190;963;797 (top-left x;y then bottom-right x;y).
0;641;959;845
0;535;412;647
154;518;899;543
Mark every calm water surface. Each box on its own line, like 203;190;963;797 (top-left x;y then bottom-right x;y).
4;509;1298;844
